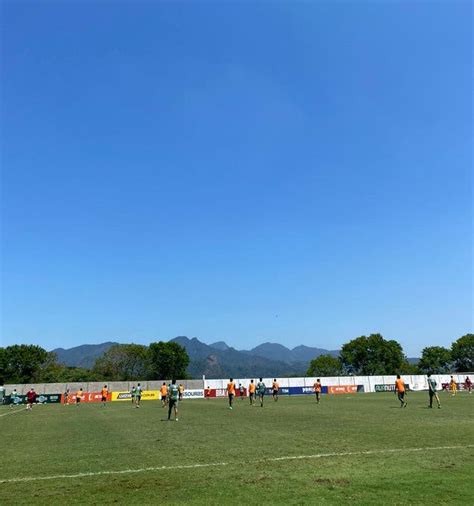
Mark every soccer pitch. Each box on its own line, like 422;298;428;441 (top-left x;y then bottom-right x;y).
1;392;473;505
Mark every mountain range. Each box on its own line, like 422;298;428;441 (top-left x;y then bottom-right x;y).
52;337;339;377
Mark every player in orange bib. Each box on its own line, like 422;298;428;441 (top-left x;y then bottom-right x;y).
226;378;235;409
101;385;108;407
313;379;322;404
395;375;407;408
248;380;256;405
272;379;279;402
160;383;168;407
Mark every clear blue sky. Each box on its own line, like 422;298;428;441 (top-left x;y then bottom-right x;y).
1;1;472;356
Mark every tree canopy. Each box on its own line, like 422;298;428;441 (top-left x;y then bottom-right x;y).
148;341;190;380
307;355;342;377
451;334;474;372
417;346;452;374
339;334;406;375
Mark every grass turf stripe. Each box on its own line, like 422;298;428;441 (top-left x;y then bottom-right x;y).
1;444;473;484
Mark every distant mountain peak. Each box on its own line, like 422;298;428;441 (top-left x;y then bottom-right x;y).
209;341;230;351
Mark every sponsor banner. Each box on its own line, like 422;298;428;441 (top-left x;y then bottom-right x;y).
111;390;159;402
182;389;204;399
6;394;62;404
36;394;61;404
6;395;26;405
328;385;358;395
375;384;410;393
66;392;112;403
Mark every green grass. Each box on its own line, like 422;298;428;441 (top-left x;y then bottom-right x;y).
1;392;473;505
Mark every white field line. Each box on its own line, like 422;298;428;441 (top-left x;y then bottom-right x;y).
1;444;473;484
0;408;27;418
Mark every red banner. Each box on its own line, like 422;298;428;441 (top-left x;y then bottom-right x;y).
64;392;111;403
327;385;358;395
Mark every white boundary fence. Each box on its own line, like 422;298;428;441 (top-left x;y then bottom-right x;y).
2;373;472;396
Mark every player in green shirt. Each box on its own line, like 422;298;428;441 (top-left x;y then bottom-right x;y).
427;374;441;409
168;379;179;421
256;378;266;407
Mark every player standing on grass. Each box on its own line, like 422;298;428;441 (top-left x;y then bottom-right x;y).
131;385;136;405
395;375;407;408
239;383;245;400
178;384;184;401
257;378;266;407
101;385;108;407
76;388;83;406
449;376;457;396
135;383;142;408
160;383;168;407
168;380;179;421
465;376;472;394
227;378;235;409
64;388;70;405
248;380;256;405
26;388;37;411
313;379;322;404
272;379;279;401
9;388;18;409
427;374;441;409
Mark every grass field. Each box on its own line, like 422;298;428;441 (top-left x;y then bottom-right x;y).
1;391;473;505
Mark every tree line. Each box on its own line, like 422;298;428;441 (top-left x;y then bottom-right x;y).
307;333;473;377
1;333;472;384
0;341;190;385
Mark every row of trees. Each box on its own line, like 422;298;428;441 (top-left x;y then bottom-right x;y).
307;333;473;377
0;342;190;384
1;333;472;384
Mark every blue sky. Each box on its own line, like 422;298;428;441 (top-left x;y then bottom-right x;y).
1;1;472;356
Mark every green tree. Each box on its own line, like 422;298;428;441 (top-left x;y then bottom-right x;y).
93;344;149;380
340;333;406;375
451;334;474;372
39;363;98;382
148;341;190;380
417;346;452;374
0;345;52;383
307;354;342;376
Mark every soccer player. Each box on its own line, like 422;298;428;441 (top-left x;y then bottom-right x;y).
395;375;407;408
427;374;441;409
226;378;235;409
248;380;256;405
257;378;266;407
239;383;245;400
26;388;37;411
313;379;322;404
131;385;136;405
168;379;179;421
101;385;108;407
178;384;184;401
449;376;457;396
160;383;168;407
272;379;279;401
205;386;211;399
9;388;18;409
465;376;472;394
135;383;142;408
63;388;70;405
76;388;83;406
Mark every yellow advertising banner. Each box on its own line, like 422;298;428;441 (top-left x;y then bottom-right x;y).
111;390;160;401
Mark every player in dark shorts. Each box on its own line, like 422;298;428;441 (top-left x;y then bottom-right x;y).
256;378;266;407
26;388;37;411
168;379;179;421
226;378;235;409
135;383;142;408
